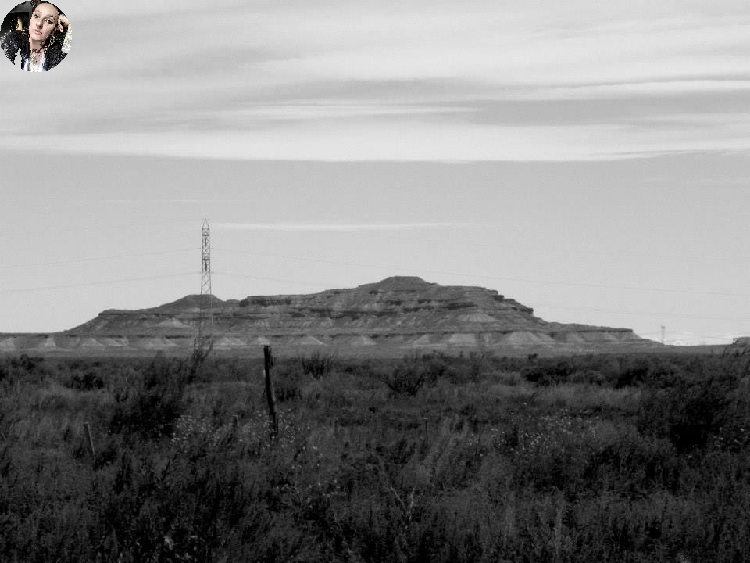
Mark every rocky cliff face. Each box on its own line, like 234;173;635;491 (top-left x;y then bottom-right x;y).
0;277;654;355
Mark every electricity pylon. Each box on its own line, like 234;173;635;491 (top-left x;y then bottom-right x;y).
195;219;213;352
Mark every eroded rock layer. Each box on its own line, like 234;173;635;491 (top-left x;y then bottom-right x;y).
2;277;655;355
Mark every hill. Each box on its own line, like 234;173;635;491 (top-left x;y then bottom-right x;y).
0;276;657;356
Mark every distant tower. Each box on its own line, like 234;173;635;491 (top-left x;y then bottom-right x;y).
196;219;213;348
661;325;666;345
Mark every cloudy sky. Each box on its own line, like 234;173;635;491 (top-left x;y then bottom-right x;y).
1;0;749;344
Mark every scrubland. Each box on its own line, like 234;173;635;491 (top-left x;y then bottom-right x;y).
1;349;749;562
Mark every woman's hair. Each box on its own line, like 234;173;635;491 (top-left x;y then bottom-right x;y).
35;2;65;17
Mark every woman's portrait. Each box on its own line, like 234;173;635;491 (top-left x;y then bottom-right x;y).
1;1;71;71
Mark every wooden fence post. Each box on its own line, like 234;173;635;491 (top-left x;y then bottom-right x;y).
83;421;95;458
263;345;279;442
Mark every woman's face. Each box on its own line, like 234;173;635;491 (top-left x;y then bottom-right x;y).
29;3;59;44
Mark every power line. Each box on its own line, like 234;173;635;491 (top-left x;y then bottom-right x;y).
0;223;746;335
3;248;195;270
0;218;192;241
217;269;750;325
213;247;750;299
1;241;742;300
217;270;325;289
0;272;195;294
640;332;743;342
236;227;748;267
1;248;745;324
0;264;745;338
534;302;750;323
0;216;744;269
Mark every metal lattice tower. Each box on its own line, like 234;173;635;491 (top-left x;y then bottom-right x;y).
197;219;213;346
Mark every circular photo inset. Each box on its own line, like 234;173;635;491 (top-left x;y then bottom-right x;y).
1;1;71;72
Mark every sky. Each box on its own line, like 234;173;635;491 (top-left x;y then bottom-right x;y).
1;0;749;344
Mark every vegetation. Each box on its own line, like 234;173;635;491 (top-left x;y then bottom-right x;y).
0;349;748;562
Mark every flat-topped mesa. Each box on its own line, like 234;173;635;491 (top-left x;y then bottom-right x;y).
226;276;538;328
43;276;651;355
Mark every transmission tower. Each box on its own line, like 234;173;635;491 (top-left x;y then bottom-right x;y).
196;219;213;348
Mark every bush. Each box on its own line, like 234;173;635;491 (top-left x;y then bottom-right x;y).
637;372;737;453
68;369;105;391
292;351;338;379
382;354;443;396
523;358;575;386
446;351;488;384
1;354;48;384
109;354;188;439
584;429;679;496
274;369;307;402
570;368;606;386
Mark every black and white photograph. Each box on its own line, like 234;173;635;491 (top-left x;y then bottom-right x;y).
1;1;71;71
1;1;749;561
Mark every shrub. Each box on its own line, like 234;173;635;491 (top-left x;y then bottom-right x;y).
722;342;750;379
13;353;46;374
382;354;443;396
446;351;489;384
68;369;105;391
293;350;338;379
500;414;598;495
615;358;651;388
583;429;679;496
523;358;575;386
570;368;605;386
109;354;188;439
1;354;48;384
637;371;737;453
274;369;307;402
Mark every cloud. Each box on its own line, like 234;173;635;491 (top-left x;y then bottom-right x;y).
532;81;750;100
205;103;470;122
3;112;750;161
98;199;237;204
235;7;750;91
2;1;750;161
213;222;476;232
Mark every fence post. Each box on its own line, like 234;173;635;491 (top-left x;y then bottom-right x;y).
263;345;279;442
83;421;95;458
